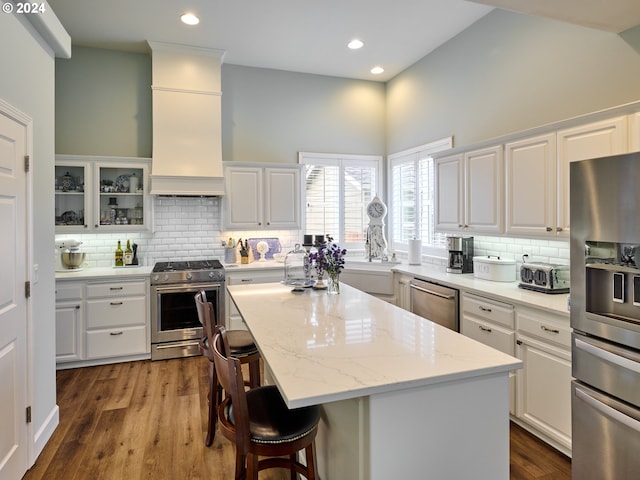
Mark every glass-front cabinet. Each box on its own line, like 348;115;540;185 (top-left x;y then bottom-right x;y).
55;155;151;233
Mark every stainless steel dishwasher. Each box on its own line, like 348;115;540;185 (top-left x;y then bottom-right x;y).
409;278;459;331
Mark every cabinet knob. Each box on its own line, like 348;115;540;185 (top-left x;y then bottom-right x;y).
267;222;270;225
546;227;553;232
94;224;98;228
556;227;563;232
84;225;88;228
258;222;262;226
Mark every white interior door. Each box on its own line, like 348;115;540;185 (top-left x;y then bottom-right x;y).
0;103;29;478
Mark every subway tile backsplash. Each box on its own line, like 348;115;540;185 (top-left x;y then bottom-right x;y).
56;196;302;268
56;197;569;269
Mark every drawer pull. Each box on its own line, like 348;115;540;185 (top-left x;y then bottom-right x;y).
110;301;123;306
478;306;492;313
110;331;124;336
479;325;492;333
241;279;253;283
541;325;560;334
110;287;123;291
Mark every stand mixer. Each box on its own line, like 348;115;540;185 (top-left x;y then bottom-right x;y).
55;239;86;271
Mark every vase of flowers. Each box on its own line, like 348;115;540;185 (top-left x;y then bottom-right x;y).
309;235;347;294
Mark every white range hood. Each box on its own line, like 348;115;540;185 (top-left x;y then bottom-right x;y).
148;41;226;196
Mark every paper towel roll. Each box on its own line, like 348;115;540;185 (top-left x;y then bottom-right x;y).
408;239;422;265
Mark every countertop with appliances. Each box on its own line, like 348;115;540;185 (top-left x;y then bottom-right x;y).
228;281;520;479
54;259;570;317
393;263;570;317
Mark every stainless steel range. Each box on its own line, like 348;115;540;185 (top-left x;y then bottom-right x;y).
150;259;225;360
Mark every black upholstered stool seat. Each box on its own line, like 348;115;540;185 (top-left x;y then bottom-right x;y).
227;385;321;444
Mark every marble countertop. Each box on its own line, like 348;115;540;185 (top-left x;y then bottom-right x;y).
55;265;153;280
227;282;522;409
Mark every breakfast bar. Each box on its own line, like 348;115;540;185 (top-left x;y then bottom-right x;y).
227;282;521;479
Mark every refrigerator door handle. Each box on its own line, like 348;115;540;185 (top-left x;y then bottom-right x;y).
575;386;640;433
574;336;640;374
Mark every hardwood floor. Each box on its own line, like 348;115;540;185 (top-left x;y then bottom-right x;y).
23;356;571;479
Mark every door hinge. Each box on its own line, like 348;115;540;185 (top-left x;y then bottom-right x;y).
24;155;30;172
25;281;31;299
26;406;32;423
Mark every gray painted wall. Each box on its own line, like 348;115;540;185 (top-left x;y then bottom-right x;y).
56;47;152;157
55;49;386;161
2;11;58;459
386;10;640;153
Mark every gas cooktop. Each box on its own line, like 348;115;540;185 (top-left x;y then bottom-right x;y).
152;259;223;272
151;259;225;285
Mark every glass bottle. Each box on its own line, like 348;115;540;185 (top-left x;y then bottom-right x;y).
124;240;133;265
115;240;124;267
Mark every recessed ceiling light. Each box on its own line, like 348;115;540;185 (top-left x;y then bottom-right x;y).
370;66;384;75
180;13;200;26
348;39;364;50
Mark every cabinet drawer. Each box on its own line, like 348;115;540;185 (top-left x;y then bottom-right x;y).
86;297;146;329
462;316;515;356
517;308;571;348
462;293;514;328
87;281;147;298
56;283;83;301
86;325;147;359
227;270;283;285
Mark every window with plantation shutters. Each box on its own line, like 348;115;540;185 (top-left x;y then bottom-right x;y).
388;137;452;254
299;153;382;249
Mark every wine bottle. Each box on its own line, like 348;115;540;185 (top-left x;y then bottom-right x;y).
124;239;133;265
115;240;124;267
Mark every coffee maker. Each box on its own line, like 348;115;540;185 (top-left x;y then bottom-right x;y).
446;236;473;274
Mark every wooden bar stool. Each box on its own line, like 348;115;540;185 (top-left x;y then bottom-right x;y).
212;327;321;480
195;290;260;446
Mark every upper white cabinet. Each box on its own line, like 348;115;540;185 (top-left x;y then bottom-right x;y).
436;145;503;234
505;133;557;237
224;164;301;230
56;155;151;233
556;116;628;235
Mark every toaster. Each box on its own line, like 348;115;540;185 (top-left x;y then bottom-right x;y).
519;263;570;294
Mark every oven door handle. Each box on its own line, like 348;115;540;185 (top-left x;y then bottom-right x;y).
575;386;640;432
156;340;201;350
574;337;640;373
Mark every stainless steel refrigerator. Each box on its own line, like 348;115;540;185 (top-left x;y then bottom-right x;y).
570;152;640;479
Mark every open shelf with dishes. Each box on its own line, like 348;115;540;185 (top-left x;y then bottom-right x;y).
55;155;151;233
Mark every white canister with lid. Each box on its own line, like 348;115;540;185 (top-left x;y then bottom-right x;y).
473;256;516;282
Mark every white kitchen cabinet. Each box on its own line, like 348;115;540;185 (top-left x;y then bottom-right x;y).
461;292;516;414
515;307;572;455
224;164;301;230
85;280;149;360
341;267;395;303
505;133;558;237
56;277;150;368
55;282;84;363
630;111;640;153
556;116;628;236
435;145;503;234
225;268;284;330
394;273;412;310
56;155;151;233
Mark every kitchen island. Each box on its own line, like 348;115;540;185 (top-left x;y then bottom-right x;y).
227;282;522;480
